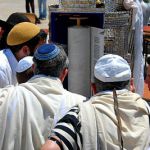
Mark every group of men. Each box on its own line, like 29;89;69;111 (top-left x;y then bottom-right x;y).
0;13;86;149
0;11;149;150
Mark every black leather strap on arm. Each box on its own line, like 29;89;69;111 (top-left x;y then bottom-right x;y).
48;136;64;150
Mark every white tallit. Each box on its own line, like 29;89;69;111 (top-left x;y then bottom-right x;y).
78;90;150;150
0;75;85;150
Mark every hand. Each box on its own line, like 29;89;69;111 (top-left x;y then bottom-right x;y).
41;139;61;150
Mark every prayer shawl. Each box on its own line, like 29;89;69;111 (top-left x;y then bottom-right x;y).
78;90;150;150
0;76;85;150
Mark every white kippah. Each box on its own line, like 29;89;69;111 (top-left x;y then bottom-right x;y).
16;56;33;73
94;54;131;82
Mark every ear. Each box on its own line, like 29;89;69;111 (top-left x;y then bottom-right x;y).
22;45;30;56
91;83;97;95
130;77;135;93
31;64;35;72
59;68;68;82
15;45;30;60
0;27;4;38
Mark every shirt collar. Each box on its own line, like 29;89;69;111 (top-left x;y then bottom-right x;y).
96;89;129;96
4;49;18;84
4;49;18;72
30;74;62;84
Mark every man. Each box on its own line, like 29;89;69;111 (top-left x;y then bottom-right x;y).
123;0;144;96
0;22;44;88
16;56;34;83
41;54;150;150
38;0;47;20
0;43;85;150
25;0;35;13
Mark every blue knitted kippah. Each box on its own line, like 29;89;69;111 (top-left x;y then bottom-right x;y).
34;43;60;60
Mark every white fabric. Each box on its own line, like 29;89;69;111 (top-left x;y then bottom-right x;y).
141;1;150;25
16;56;33;73
123;0;138;29
133;0;144;96
79;101;98;150
79;90;150;150
94;54;131;82
68;26;91;97
0;49;18;88
123;0;144;96
0;76;85;150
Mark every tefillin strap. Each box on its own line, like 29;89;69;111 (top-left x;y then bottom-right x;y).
113;88;124;150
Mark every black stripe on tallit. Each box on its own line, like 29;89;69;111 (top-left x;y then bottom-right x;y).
55;125;80;150
55;131;74;150
57;113;83;145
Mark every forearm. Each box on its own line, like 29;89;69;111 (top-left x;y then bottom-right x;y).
41;138;61;150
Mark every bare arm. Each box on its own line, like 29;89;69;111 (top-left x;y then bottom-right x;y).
41;139;61;150
41;106;81;150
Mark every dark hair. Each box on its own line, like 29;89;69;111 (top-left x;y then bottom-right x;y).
6;13;30;25
39;29;47;40
33;45;69;77
94;78;130;92
16;67;34;84
0;13;30;50
8;30;43;56
147;57;150;65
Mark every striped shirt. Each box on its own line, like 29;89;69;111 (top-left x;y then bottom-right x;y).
50;106;82;150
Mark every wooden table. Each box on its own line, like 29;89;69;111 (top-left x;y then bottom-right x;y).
144;26;150;33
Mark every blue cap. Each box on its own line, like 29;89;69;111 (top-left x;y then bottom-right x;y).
34;44;60;60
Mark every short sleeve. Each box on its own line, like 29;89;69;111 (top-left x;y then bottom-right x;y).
50;106;82;150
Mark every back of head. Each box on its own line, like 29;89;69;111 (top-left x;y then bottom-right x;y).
16;56;33;73
6;22;41;57
94;54;131;91
7;22;40;46
16;56;34;83
6;12;30;26
33;43;69;77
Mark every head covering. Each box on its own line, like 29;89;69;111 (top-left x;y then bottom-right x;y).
7;22;40;46
94;54;131;82
34;43;60;60
16;56;33;73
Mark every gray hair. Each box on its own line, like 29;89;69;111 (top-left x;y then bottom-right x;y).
33;45;69;77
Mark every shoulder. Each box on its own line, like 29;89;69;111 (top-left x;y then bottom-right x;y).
64;90;86;101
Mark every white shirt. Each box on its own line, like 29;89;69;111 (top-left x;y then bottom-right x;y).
123;0;144;96
0;49;18;88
